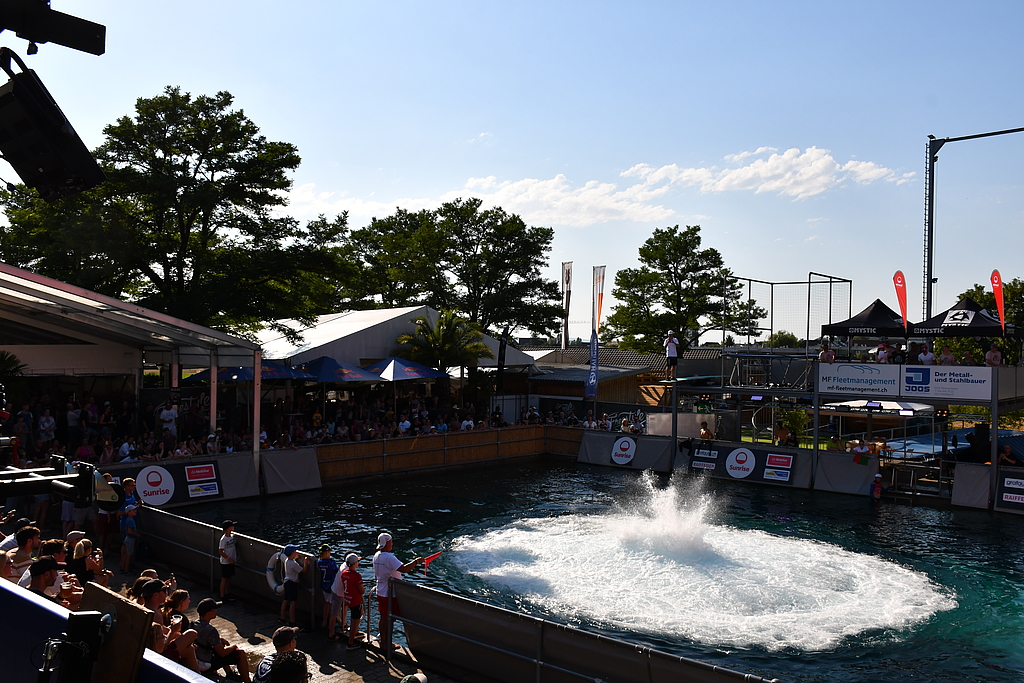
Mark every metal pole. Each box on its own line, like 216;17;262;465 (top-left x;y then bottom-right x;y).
811;360;820;488
990;370;1000;510
669;381;678;473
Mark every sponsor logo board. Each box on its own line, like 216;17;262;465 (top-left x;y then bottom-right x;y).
763;469;791;482
1004;478;1024;490
818;364;900;396
694;448;718;459
692;460;716;471
1002;493;1024;504
611;437;636;465
901;365;991;400
137;465;174;506
725;448;756;479
188;482;220;498
185;464;216;482
767;454;793;468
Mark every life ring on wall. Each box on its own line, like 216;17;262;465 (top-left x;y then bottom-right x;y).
266;551;285;595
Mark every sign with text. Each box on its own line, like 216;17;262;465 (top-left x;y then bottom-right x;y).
818;364;900;397
996;467;1024;513
689;443;794;485
901;366;992;401
818;364;993;401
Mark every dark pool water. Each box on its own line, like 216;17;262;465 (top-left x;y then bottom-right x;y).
179;461;1024;682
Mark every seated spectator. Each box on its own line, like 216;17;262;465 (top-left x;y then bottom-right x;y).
254;626;298;683
269;650;307;683
8;525;40;577
28;556;70;607
0;517;34;553
193;598;251;681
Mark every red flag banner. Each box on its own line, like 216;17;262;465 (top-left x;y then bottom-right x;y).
893;271;908;332
423;550;443;576
992;269;1006;333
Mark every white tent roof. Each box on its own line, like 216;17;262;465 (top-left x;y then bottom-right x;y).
257;306;536;369
822;400;934;415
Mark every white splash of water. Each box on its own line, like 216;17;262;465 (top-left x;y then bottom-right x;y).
452;474;956;651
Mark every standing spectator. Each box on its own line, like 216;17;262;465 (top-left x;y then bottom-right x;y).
159;403;179;438
316;544;339;631
253;626;298;683
279;544;308;628
962;351;977;366
986;344;1003;367
372;532;424;649
664;330;680;379
818;342;836;364
938;346;957;366
120;505;140;574
334;553;365;650
193;598;252;681
37;408;55;447
919;345;937;365
218;520;237;601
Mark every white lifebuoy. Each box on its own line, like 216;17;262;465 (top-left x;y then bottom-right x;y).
266;551;285;595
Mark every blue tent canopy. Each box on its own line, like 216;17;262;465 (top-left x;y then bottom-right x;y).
362;357;449;380
185;360;315;382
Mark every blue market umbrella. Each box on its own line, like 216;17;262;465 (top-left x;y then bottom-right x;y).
302;356;382;383
361;357;450;380
186;360;315;382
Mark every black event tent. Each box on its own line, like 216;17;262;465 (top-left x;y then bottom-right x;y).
911;297;1017;338
820;299;907;338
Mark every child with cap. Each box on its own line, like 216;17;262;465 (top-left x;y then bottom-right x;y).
120;505;139;574
219;520;238;601
315;543;339;632
333;552;365;650
279;544;309;628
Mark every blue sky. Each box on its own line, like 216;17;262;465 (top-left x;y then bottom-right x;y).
5;1;1024;341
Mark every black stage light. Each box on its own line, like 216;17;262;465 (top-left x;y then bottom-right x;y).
0;47;105;201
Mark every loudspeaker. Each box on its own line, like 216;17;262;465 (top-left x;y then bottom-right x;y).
0;47;105;201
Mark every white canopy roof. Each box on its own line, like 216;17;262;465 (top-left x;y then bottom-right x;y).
257;306;536;369
822;400;934;415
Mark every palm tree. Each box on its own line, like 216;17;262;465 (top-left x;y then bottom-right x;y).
396;310;494;405
0;350;26;378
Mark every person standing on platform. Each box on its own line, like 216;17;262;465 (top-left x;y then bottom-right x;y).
316;544;339;631
818;343;836;364
333;553;365;649
938;346;956;366
218;520;237;601
919;345;937;365
986;344;1003;367
372;533;423;649
664;330;680;380
279;544;308;628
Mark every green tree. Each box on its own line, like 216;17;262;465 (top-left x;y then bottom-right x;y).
347;199;563;336
603;225;766;353
768;330;800;348
0;86;354;340
396;310;495;405
937;278;1024;365
0;350;26;378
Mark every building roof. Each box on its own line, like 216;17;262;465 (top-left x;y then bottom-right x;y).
0;261;259;374
520;346;720;367
257;306;536;368
531;364;649;383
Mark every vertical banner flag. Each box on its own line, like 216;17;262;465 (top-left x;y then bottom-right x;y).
893;271;908;332
992;269;1005;333
585;266;606;399
561;262;572;350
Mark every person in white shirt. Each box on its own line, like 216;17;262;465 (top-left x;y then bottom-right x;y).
397;416;411;434
663;330;680;379
918;345;937;365
159;404;179;437
461;418;474;431
372;533;423;649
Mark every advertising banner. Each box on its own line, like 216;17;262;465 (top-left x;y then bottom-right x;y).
689;443;795;485
112;460;224;506
817;364;901;396
817;364;993;401
995;466;1024;513
893;271;908;334
901;365;992;401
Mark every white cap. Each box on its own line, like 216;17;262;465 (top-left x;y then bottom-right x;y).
376;532;392;550
668;330;674;335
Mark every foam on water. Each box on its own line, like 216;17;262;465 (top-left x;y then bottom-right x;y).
452;473;956;651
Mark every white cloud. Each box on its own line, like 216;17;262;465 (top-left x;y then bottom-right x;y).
623;147;915;200
284;146;913;228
